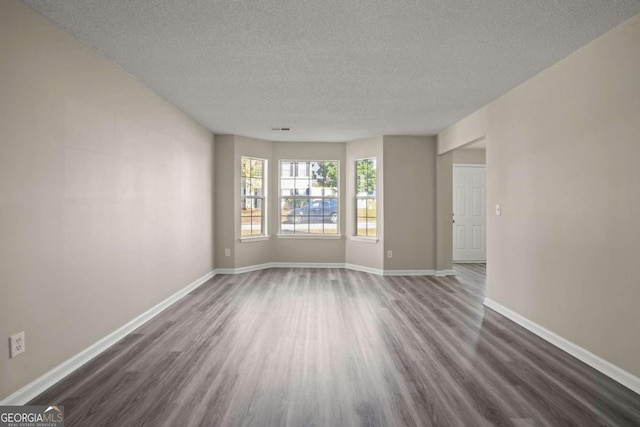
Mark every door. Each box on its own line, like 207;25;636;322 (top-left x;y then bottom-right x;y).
453;166;486;262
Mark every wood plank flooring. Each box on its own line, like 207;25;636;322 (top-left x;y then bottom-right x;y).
30;264;640;426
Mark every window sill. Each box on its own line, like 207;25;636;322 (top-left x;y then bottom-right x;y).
349;236;379;244
276;234;343;240
239;235;270;242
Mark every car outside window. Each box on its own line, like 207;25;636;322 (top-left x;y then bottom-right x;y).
280;160;339;235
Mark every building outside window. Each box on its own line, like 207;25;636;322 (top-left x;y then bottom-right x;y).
280;160;339;235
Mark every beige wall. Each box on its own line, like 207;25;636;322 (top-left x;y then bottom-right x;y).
271;142;347;263
442;14;640;377
234;136;274;268
436;152;454;271
345;137;385;270
0;0;215;400
216;135;274;269
215;139;348;266
215;135;236;268
452;149;486;165
437;108;488;155
215;135;446;272
383;136;438;270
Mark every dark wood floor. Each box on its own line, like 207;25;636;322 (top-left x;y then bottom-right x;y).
31;264;640;426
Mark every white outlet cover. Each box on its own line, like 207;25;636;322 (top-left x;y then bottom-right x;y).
10;331;25;358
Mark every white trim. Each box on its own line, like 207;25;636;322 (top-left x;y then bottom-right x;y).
436;269;456;276
215;263;273;275
276;234;342;240
484;298;640;396
272;262;345;269
0;270;216;406
382;269;436;276
214;262;444;277
239;235;270;242
349;236;379;244
452;260;486;264
344;263;385;275
452;164;486;168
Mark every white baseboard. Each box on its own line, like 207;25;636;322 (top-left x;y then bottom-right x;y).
382;269;436;276
217;262;345;275
344;263;385;275
215;263;272;274
453;260;486;264
216;262;449;277
484;298;640;396
436;269;456;276
272;262;345;269
1;264;457;404
0;270;216;406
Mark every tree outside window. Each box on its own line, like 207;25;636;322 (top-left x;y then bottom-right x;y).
280;160;339;234
241;157;266;236
356;158;376;237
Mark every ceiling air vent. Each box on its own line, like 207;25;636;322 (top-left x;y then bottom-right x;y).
271;127;290;131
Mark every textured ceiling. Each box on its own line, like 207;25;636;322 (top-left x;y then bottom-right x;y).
23;0;640;142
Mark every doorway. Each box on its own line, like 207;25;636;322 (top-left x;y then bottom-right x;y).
452;152;486;262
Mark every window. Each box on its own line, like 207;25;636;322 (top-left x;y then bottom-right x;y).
280;160;339;235
241;157;266;236
356;158;376;237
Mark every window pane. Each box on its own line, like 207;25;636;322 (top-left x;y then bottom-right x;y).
281;178;295;196
281;161;292;177
298;161;309;177
241;177;248;196
355;158;376;237
241;157;266;237
251;178;263;196
356;158;376;197
356;198;376;236
280;160;339;235
250;159;262;178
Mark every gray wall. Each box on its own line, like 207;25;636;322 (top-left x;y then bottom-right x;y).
345;137;385;270
436;152;454;271
271;142;347;263
383;136;438;270
215;135;236;268
452;149;486;165
215;138;349;267
214;135;445;273
438;14;640;377
0;0;215;400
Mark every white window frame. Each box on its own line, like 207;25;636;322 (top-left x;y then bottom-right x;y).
240;156;267;241
355;158;377;239
277;160;341;239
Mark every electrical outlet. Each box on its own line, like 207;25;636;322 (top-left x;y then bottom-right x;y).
10;331;25;358
224;248;231;257
387;250;393;258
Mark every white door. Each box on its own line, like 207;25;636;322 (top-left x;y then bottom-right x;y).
453;166;486;262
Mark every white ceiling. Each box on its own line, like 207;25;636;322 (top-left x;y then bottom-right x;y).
23;1;640;142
